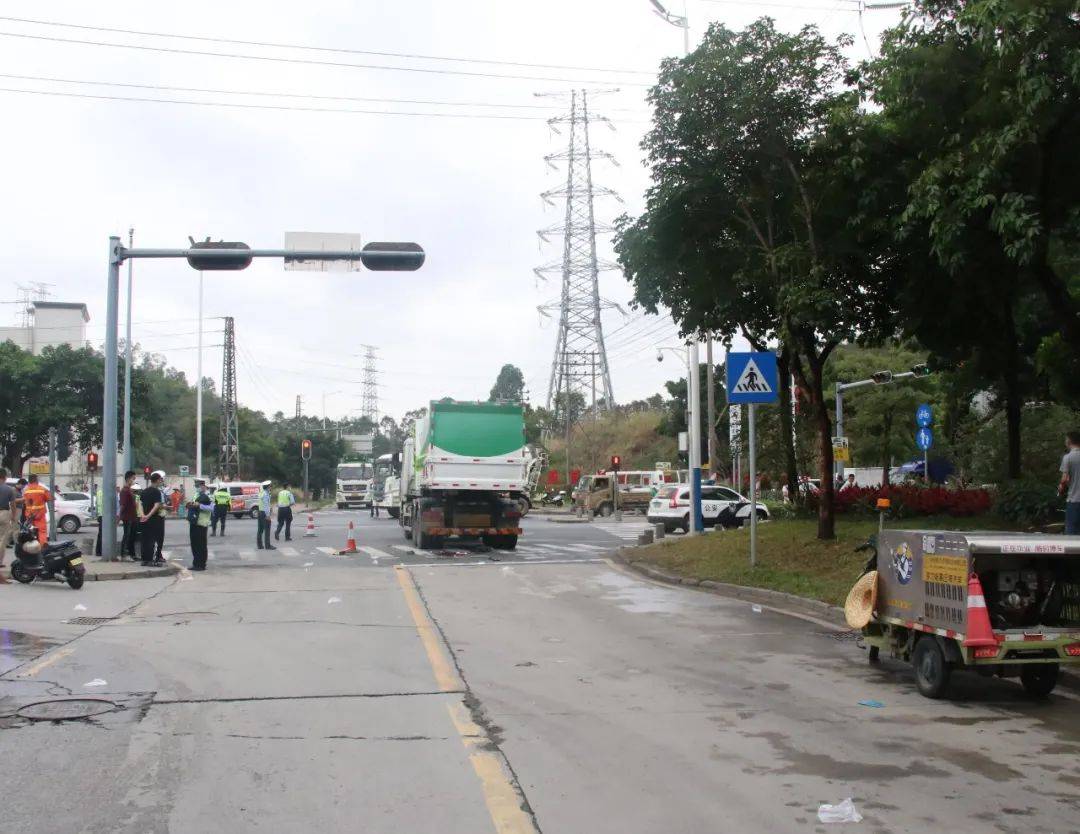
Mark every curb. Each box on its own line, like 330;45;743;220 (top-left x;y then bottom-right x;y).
84;562;181;582
612;548;1080;694
545;516;592;524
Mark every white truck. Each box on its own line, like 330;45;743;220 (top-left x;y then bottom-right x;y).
372;453;400;518
335;461;375;509
400;400;527;550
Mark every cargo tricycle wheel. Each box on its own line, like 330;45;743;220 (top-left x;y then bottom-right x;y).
1020;663;1058;698
912;637;951;699
868;645;880;663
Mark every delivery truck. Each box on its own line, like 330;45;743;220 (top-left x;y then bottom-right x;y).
399;400;526;550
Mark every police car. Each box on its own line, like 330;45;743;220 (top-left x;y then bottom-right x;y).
647;484;770;533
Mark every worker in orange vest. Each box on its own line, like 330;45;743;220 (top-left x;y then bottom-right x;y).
19;474;52;545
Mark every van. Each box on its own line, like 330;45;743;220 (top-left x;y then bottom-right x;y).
215;482;261;519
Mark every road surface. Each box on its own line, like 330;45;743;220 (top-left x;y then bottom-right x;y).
1;510;1078;833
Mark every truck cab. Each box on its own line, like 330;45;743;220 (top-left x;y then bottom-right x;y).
335;462;374;509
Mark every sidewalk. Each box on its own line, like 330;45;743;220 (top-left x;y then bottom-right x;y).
1;557;179;583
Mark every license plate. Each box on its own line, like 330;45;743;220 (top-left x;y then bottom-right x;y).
69;557;83;566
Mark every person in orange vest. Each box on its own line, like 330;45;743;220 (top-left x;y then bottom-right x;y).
19;474;52;545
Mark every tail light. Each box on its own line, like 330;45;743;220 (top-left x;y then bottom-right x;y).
1064;643;1080;657
669;496;678;509
973;646;1000;659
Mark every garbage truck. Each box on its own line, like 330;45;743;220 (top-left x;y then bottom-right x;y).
399;400;526;550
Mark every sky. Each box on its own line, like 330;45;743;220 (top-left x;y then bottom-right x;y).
0;0;902;425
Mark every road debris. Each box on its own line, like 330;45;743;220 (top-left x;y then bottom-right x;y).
817;798;863;824
83;679;107;688
73;604;87;611
327;597;342;605
858;699;884;709
751;604;763;613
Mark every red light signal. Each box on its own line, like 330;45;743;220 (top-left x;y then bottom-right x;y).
301;439;312;460
87;452;98;473
143;466;151;478
610;455;621;471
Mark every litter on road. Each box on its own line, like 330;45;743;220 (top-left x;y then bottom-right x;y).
817;798;863;824
327;597;342;605
858;699;884;709
73;604;87;611
751;604;762;613
83;679;107;688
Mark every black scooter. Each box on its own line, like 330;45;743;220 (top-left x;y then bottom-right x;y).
10;519;86;589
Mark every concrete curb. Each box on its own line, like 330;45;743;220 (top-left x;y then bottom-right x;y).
83;562;182;582
612;548;1080;693
545;516;591;525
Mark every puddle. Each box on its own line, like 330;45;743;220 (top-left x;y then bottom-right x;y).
0;630;61;676
590;571;687;614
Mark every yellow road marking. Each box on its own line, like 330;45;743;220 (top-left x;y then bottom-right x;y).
394;566;538;834
394;565;462;692
17;647;74;678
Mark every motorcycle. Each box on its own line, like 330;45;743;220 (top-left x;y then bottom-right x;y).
540;489;567;507
10;519;86;589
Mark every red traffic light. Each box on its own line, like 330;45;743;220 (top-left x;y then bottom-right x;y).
143;466;151;477
301;439;312;460
610;455;621;470
87;452;99;472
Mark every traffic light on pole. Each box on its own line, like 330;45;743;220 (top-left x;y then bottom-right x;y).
87;451;98;473
610;455;621;472
143;465;151;479
871;370;894;384
301;439;312;460
185;238;253;271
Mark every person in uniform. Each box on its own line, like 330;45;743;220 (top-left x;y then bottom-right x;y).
257;481;275;551
19;474;52;546
139;472;166;567
275;482;296;541
187;479;213;571
211;483;231;537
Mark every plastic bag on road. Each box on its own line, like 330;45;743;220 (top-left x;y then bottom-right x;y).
817;798;862;824
327;597;342;605
83;679;107;688
73;604;88;611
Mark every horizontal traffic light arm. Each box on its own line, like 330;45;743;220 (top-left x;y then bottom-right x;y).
120;246;425;270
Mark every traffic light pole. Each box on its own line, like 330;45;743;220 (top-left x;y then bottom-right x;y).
98;237;424;558
303;459;310;501
833;368;924;483
47;427;57;542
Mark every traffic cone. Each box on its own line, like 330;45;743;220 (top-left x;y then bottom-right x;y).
303;513;317;537
337;520;358;555
962;572;997;648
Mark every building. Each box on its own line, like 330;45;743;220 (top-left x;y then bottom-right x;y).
0;301;90;355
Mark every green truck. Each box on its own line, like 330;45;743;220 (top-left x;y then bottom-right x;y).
399;400;527;550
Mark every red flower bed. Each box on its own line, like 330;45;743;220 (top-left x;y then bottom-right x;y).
811;485;992;517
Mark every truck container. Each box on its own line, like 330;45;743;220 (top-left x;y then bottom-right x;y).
399;400;526;550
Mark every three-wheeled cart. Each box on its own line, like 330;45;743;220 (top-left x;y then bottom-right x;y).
861;530;1080;698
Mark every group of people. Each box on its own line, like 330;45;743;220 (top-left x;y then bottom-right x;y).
0;470;55;584
185;479;296;571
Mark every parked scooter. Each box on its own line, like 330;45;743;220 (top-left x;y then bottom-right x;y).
10;520;86;589
540;489;567;507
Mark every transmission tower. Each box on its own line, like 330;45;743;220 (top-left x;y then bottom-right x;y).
536;89;623;418
218;316;240;479
360;345;379;424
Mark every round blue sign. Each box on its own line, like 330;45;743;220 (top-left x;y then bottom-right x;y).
916;404;932;428
916;427;933;451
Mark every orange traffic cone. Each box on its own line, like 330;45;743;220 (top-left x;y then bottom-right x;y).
962;573;997;648
303;513;317;537
337;520;358;555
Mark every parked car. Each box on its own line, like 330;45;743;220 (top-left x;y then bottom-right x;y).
647;484;770;534
55;495;96;533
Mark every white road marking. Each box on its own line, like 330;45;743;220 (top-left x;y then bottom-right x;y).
238;550;257;561
424;558;604;568
359;545;395;563
391;544;418;554
278;546;299;557
316;546;338;556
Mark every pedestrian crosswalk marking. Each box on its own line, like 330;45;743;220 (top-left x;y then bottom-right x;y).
278;546;299;557
576;543;607;551
316;546;338;556
359;545;395;562
238;550;256;561
590;522;644;541
392;544;418;554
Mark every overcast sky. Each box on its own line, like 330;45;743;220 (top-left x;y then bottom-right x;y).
0;0;901;424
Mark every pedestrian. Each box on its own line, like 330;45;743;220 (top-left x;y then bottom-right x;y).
211;483;231;537
119;470;138;561
151;471;168;560
170;487;182;517
840;473;857;492
1059;431;1080;534
14;478;26;522
19;474;52;546
257;480;275;551
275;482;296;541
139;472;167;567
0;468;15;569
187;479;213;571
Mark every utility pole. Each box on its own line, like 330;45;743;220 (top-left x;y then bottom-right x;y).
195;271;204;478
47;427;57;541
295;395;302;424
218;316;239;479
706;339;718;478
122;227;134;473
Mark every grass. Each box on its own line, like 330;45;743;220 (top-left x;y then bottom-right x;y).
632;515;1020;607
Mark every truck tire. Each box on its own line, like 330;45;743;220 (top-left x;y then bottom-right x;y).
337;503;347;510
412;506;443;551
912;637;951;699
483;535;517;550
388;507;400;519
1020;663;1058;698
681;514;690;534
598;502;614;518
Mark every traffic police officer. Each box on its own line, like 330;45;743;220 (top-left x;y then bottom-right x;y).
275;482;296;541
257;480;275;550
211;483;231;537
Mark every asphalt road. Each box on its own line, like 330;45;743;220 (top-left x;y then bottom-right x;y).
1;510;1078;833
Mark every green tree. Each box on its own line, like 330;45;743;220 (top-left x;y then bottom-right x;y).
616;19;898;537
489;364;525;402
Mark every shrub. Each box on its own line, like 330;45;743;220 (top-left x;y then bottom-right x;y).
805;484;993;518
993;480;1063;527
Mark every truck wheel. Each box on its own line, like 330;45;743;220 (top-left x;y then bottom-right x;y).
681;515;690;534
337;503;346;510
484;535;517;550
912;637;951;699
599;503;614;518
1020;663;1058;698
388;507;400;520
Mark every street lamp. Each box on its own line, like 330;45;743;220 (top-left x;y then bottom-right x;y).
650;0;689;54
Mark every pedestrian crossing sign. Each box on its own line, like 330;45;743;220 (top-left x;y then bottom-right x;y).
727;352;779;404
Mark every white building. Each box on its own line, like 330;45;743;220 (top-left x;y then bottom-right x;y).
0;301;90;354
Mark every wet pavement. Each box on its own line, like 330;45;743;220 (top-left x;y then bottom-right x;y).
0;521;1077;833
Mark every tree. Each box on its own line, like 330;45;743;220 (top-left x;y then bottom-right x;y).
489;364;525;403
616;19;898;537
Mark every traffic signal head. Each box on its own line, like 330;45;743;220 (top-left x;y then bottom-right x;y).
871;370;893;384
301;439;312;460
911;363;932;377
143;465;151;478
87;451;98;472
610;455;621;471
359;241;425;271
185;238;253;271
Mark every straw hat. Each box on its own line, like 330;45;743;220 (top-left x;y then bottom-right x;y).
844;571;878;629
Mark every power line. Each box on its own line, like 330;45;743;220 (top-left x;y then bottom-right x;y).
0;31;652;87
0;72;634;111
0;15;655;76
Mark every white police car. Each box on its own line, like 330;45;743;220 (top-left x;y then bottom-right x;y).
647;484;770;533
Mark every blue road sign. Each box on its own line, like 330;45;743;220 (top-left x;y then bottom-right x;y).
916;427;933;451
916;404;932;428
727;352;779;404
